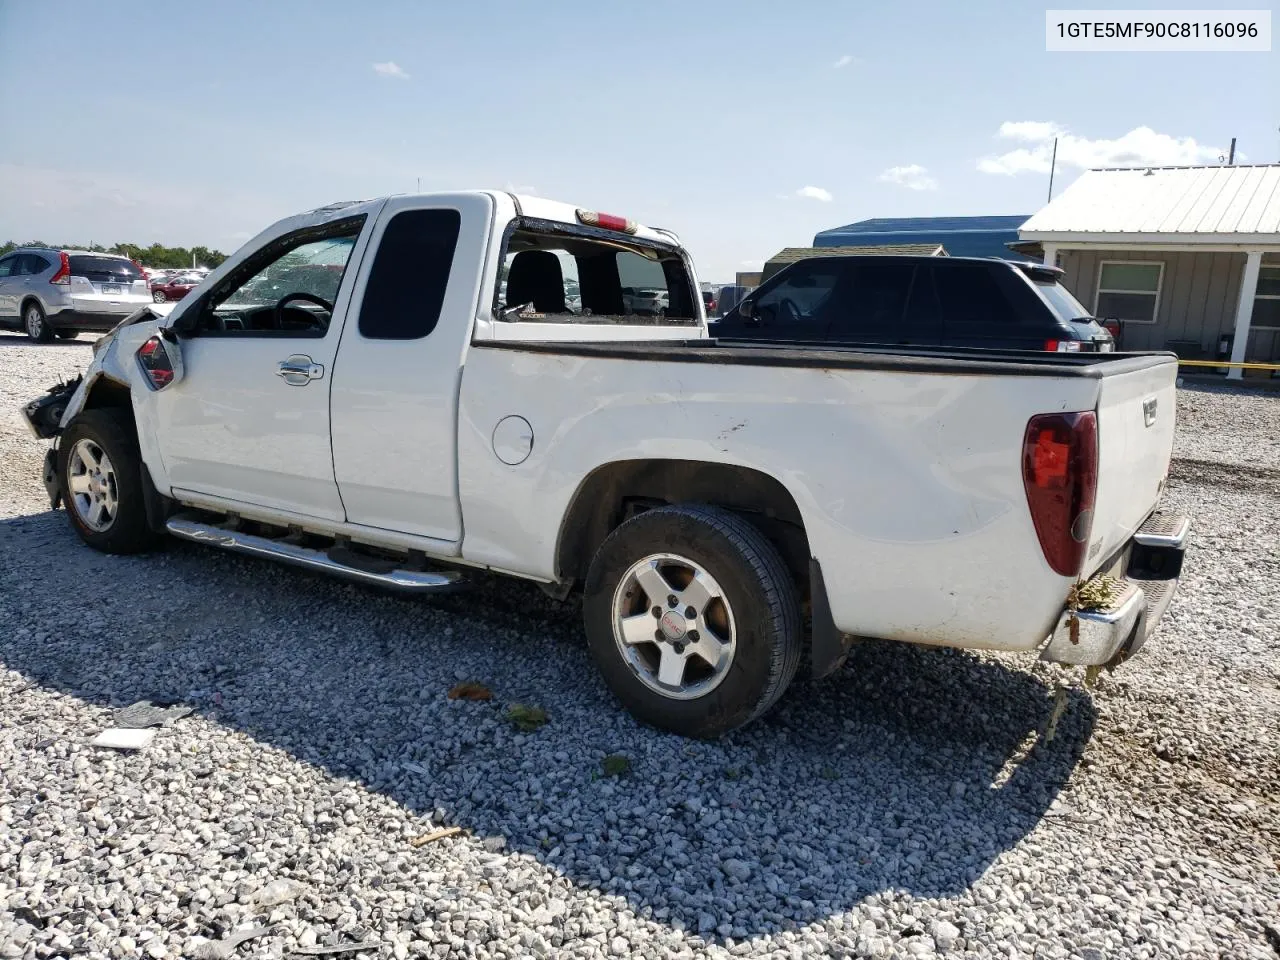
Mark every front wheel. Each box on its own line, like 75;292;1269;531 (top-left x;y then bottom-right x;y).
58;409;161;554
583;504;802;738
152;290;167;303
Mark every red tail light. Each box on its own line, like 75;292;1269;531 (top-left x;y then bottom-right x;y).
137;336;174;390
1044;339;1082;352
49;251;71;285
1022;411;1098;577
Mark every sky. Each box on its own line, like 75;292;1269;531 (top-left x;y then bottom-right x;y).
0;0;1276;281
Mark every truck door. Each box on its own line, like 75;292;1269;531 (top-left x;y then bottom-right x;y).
330;193;493;544
152;213;374;521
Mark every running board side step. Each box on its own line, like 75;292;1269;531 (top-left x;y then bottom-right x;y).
165;516;464;593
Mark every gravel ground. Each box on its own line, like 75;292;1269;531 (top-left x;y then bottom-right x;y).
1;334;1277;960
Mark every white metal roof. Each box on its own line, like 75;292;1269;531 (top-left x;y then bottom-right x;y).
1019;164;1280;246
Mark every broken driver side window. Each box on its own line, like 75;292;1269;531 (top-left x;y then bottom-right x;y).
495;220;698;325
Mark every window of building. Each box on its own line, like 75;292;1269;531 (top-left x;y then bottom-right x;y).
1095;262;1163;324
1251;265;1280;330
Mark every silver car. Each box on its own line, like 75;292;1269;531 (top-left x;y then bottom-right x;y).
0;248;154;342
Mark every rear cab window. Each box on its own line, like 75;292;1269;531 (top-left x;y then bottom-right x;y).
495;218;698;326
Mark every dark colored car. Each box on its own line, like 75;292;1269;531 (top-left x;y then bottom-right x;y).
712;256;1114;352
701;290;717;316
716;284;751;317
151;277;200;303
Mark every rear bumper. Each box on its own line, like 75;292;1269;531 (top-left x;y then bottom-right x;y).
1041;511;1189;667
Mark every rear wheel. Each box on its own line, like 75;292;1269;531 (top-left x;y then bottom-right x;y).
24;302;53;343
152;290;167;303
58;409;161;554
583;504;802;738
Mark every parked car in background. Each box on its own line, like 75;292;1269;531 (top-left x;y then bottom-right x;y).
151;275;202;303
630;289;669;316
25;190;1185;738
702;290;717;317
0;248;152;341
716;284;751;317
713;256;1115;352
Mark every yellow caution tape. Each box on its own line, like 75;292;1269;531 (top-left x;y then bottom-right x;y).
1176;359;1280;371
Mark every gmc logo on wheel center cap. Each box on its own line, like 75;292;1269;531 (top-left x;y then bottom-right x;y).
659;612;687;640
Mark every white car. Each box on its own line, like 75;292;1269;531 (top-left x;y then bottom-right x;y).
23;191;1188;737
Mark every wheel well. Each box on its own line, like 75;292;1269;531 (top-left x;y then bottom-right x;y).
81;376;135;426
20;296;43;317
555;459;810;590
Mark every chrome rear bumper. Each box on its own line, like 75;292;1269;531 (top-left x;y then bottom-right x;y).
1041;512;1189;667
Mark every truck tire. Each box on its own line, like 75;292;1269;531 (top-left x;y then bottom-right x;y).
58;409;161;555
583;504;802;738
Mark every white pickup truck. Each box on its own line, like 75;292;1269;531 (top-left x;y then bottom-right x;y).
23;192;1189;737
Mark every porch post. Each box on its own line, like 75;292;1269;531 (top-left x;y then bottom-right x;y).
1227;250;1263;381
1041;242;1058;267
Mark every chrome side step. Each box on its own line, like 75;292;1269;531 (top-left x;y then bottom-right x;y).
165;516;464;593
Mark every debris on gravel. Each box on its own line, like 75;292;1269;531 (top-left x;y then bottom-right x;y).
0;334;1277;960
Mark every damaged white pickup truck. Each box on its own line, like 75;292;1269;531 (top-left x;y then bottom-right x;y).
23;191;1189;737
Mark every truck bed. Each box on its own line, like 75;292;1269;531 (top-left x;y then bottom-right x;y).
481;337;1178;379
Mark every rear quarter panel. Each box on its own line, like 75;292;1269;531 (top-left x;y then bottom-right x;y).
457;347;1102;651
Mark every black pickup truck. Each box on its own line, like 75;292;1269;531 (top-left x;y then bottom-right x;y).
712;256;1114;353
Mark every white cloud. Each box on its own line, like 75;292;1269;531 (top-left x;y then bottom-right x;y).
877;164;938;191
504;181;538;196
372;61;410;80
978;122;1224;176
995;121;1065;143
795;185;833;202
832;54;855;69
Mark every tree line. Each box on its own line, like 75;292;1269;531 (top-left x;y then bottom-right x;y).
0;240;229;269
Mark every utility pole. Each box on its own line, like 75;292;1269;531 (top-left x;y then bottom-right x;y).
1227;137;1236;165
1047;137;1058;202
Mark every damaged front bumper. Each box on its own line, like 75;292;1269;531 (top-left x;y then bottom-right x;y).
21;376;81;440
21;377;82;510
1041;512;1190;668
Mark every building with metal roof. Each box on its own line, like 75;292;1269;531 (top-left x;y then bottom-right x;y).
761;243;946;283
813;215;1030;260
1019;164;1280;378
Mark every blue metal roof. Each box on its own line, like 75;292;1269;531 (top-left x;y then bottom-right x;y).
814;215;1032;260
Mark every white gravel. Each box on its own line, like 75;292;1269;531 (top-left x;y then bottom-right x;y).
1;333;1278;960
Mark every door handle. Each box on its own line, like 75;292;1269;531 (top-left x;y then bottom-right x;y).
276;355;324;386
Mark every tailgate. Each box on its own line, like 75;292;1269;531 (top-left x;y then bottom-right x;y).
1086;357;1178;577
